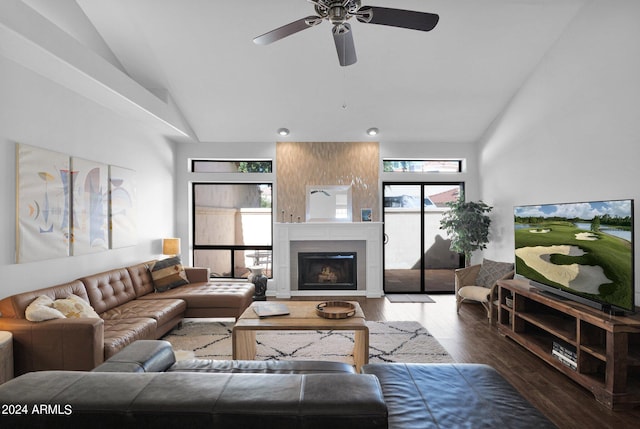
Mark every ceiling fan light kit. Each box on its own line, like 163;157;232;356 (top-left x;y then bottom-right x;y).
253;1;439;67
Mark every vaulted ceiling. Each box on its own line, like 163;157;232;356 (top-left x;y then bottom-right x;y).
71;0;586;144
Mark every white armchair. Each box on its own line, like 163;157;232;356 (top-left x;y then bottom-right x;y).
455;259;514;324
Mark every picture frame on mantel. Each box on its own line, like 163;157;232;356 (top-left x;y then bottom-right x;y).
361;208;372;222
305;185;352;222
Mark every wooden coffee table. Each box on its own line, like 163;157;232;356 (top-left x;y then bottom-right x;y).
232;301;369;371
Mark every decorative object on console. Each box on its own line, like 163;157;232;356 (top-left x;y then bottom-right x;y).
162;237;181;256
248;266;268;301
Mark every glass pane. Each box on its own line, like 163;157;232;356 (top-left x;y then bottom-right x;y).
423;184;462;292
234;249;273;279
194;183;272;246
384;184;422;292
194;249;231;277
383;160;461;173
192;160;272;173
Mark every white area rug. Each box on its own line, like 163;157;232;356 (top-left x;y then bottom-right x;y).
163;320;453;365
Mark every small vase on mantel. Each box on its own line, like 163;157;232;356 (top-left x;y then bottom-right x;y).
248;266;267;301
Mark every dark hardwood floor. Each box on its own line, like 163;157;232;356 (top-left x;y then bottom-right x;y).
283;295;640;429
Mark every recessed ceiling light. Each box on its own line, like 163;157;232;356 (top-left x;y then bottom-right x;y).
277;128;290;136
366;127;379;136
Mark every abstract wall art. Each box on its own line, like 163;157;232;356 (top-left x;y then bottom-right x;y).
71;157;108;255
16;143;71;263
109;165;137;248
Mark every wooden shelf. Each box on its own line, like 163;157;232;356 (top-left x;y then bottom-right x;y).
497;279;640;410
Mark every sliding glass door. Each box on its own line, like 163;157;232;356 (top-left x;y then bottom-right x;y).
383;183;463;293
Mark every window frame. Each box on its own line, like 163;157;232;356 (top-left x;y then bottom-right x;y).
382;159;463;173
191;181;273;279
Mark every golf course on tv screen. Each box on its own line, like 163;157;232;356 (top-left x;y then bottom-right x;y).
514;199;634;312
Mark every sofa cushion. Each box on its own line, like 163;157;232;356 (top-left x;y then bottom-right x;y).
476;259;514;288
458;285;492;303
81;268;137;314
103;318;157;359
127;261;157;297
150;256;189;292
52;294;100;318
139;282;254;318
25;295;66;322
100;298;186;328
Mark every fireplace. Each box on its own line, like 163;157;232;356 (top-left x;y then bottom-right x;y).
298;252;357;290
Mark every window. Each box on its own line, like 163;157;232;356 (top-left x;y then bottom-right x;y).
191;160;272;173
383;160;462;173
192;183;272;279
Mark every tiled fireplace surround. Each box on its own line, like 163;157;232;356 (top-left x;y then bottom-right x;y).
273;222;384;298
273;142;382;298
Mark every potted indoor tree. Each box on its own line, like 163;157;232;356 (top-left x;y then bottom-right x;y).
439;194;493;266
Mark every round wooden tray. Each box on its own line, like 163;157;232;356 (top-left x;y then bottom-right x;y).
315;301;356;319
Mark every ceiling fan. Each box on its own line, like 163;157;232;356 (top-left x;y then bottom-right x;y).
253;0;439;66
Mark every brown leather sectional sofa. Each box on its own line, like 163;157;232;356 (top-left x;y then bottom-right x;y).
0;261;254;376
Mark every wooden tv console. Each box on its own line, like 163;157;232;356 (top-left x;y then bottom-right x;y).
497;279;640;409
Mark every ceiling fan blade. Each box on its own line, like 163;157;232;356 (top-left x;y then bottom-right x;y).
357;7;439;32
333;23;357;67
253;16;322;45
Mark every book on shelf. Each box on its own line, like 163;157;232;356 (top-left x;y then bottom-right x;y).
253;302;290;317
552;350;577;370
552;341;577;370
552;341;577;359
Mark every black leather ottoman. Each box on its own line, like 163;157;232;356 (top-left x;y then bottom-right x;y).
362;363;557;429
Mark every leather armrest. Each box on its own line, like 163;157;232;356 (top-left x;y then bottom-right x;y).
0;317;104;375
184;267;210;283
93;340;175;372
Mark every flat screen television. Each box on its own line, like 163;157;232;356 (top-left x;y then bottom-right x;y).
514;199;635;314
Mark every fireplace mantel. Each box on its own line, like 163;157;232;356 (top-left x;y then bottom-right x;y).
273;222;383;298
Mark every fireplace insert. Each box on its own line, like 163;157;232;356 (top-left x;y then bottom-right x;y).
298;252;357;290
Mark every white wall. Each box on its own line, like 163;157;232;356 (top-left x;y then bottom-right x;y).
478;0;640;304
0;56;175;299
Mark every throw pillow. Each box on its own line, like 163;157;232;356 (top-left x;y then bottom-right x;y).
150;256;190;292
52;294;100;318
25;295;66;322
476;259;514;288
